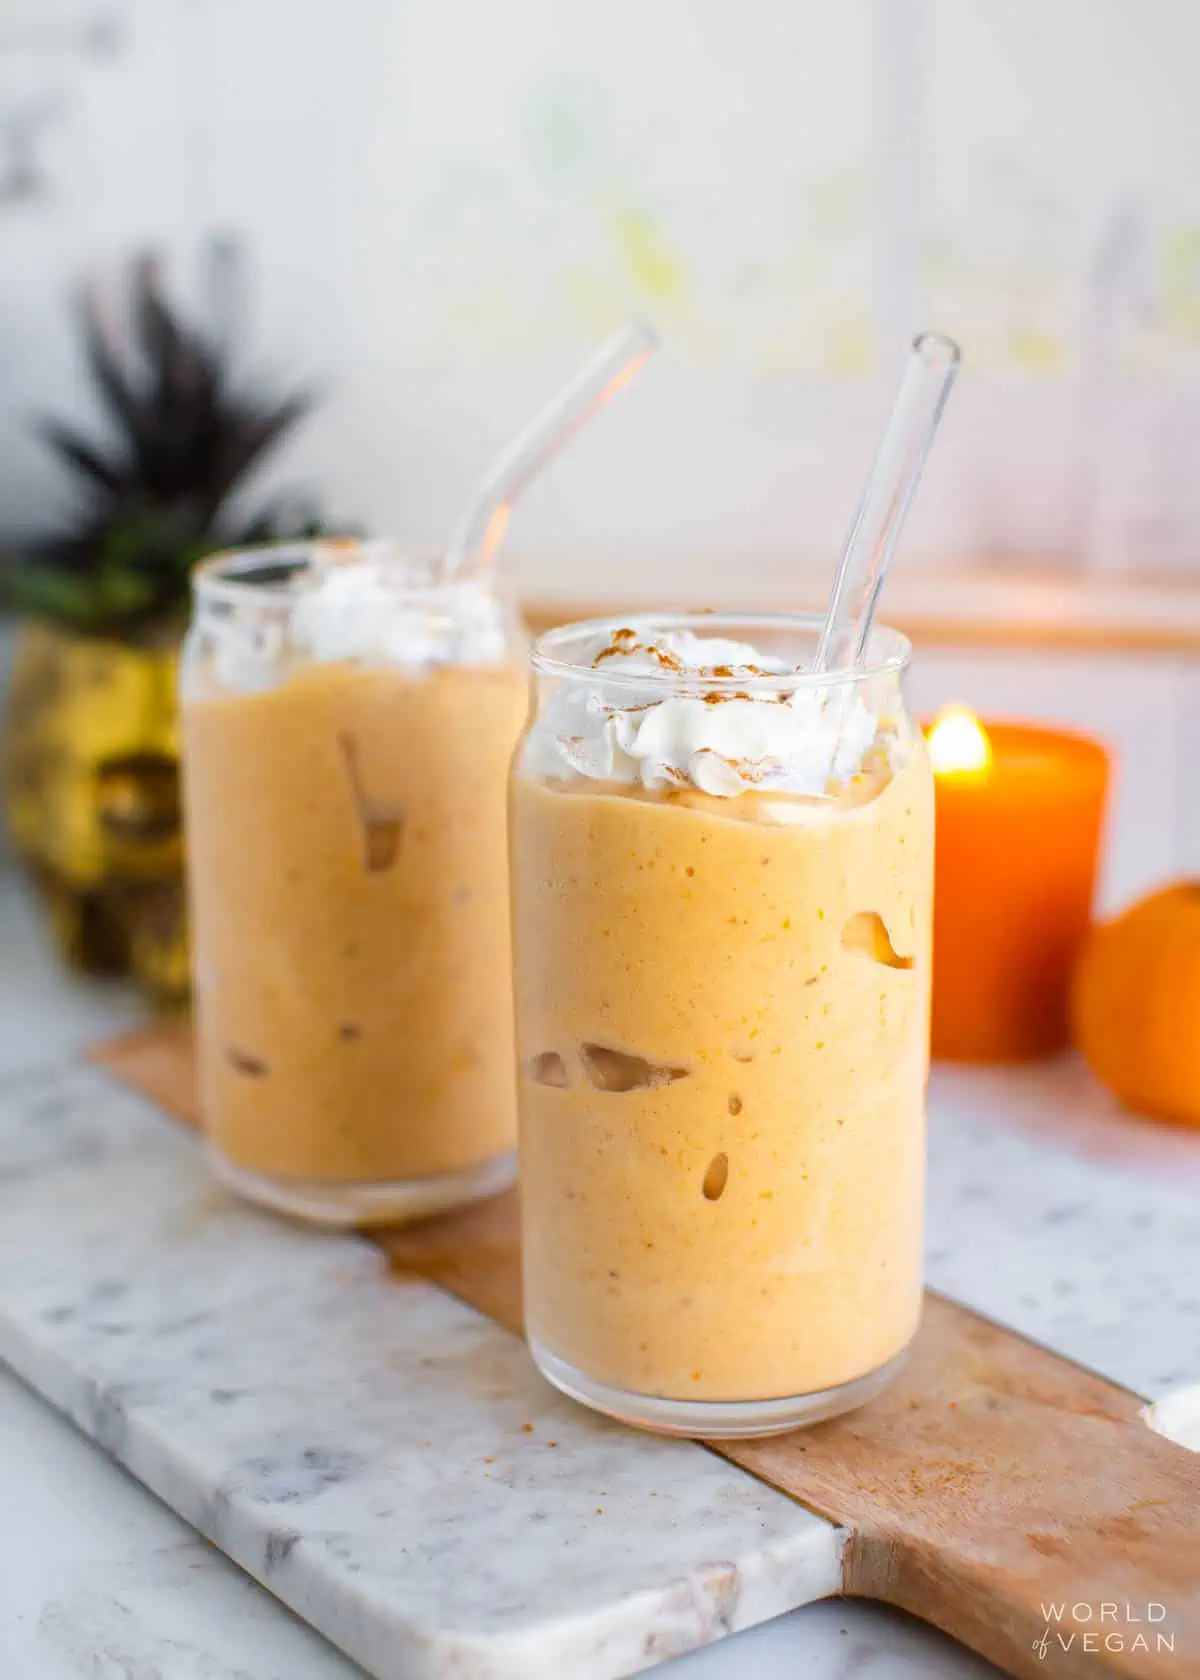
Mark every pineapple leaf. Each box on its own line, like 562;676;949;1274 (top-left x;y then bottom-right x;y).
134;255;220;436
94;566;161;620
208;392;315;514
36;421;124;492
134;256;188;383
81;285;157;464
6;566;95;626
203;237;243;363
7;563;154;630
23;245;325;637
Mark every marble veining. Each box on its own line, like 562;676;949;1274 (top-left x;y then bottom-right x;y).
0;1050;1197;1677
0;1356;362;1680
0;1061;842;1680
36;1541;365;1680
926;1059;1200;1400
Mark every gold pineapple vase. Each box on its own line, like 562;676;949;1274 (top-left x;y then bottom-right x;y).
5;620;189;1001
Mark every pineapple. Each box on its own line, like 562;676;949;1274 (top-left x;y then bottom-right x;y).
3;244;328;998
8;242;315;636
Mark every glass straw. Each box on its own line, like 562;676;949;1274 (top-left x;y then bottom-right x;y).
813;332;961;673
442;319;660;579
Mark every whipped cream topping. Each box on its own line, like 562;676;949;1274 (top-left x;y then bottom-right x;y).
209;553;512;691
529;626;883;798
291;557;510;667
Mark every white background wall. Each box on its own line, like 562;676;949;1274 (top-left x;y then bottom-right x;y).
4;0;1200;601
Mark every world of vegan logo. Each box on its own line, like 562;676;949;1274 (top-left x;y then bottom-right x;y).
1032;1602;1174;1661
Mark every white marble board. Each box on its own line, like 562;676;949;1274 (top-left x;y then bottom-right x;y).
0;1051;1197;1679
0;1060;842;1680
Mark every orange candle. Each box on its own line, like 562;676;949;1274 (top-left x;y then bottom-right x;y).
926;708;1110;1062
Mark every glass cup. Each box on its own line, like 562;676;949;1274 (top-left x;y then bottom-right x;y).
510;613;933;1436
181;540;528;1226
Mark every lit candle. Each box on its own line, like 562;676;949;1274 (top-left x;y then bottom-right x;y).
926;706;1110;1062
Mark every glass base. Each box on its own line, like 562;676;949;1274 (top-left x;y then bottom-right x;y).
209;1145;517;1229
529;1337;911;1438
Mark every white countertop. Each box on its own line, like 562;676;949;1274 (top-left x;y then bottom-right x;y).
2;861;1194;1680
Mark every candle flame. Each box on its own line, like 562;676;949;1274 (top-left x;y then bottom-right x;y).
927;705;992;774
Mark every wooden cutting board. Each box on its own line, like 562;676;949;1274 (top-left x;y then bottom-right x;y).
93;1022;1200;1680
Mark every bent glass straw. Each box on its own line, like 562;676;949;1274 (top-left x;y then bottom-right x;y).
442;319;660;579
813;332;961;673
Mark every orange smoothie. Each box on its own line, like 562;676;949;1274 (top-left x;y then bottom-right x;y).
184;657;528;1199
510;614;933;1428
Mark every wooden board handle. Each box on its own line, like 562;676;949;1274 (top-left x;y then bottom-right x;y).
93;1025;1200;1678
730;1298;1200;1678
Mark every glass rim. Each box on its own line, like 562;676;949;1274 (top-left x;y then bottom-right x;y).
192;539;455;609
530;612;912;692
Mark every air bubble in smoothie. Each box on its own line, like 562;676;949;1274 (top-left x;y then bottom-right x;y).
527;1051;570;1088
226;1047;268;1078
337;732;404;872
841;909;914;969
578;1044;691;1093
702;1153;730;1200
